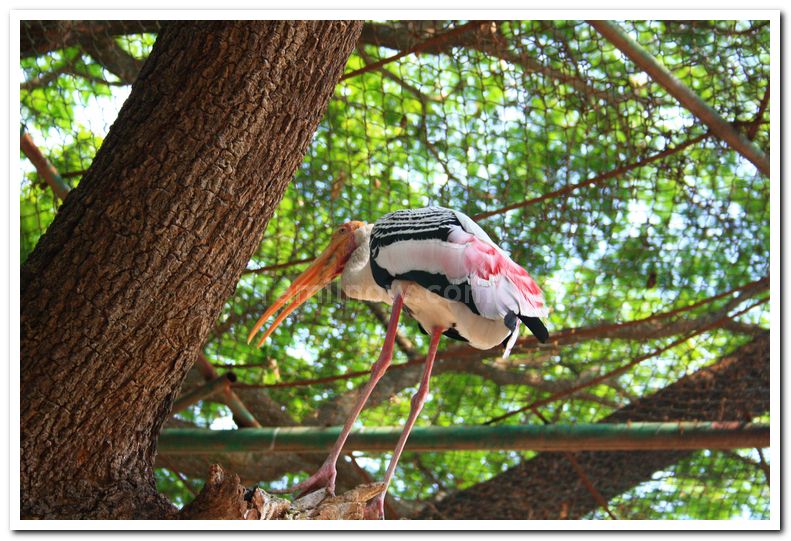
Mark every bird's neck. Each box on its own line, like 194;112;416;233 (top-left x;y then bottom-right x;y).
346;223;372;273
340;224;390;303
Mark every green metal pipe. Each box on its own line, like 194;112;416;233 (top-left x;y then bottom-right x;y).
171;373;235;414
220;391;262;429
157;422;768;455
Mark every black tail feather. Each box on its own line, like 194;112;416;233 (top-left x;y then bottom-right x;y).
519;315;549;343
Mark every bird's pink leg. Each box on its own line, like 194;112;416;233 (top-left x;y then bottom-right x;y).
365;325;443;520
282;294;405;498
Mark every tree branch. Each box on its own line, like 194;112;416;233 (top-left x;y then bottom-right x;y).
20;130;71;201
362;296;420;360
359;21;622;105
471;130;710;221
588;20;769;176
311;278;767;426
230;276;768;400
746;84;770;141
20;60;76;90
80;36;145;84
343;21;491;81
20;20;164;57
484;295;768;425
418;332;769;519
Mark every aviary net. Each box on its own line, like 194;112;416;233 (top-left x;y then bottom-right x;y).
19;19;771;520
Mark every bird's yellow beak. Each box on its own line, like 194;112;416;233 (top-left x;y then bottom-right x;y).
247;221;365;348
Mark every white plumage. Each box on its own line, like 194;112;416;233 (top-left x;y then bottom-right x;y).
365;206;548;353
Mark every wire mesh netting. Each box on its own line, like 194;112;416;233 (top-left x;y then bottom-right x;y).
19;19;771;520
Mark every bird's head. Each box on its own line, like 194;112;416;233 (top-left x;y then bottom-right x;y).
247;220;366;347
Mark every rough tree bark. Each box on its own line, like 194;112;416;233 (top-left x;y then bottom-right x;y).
20;20;362;519
419;332;769;519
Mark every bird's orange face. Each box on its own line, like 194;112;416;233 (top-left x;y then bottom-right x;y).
247;220;365;347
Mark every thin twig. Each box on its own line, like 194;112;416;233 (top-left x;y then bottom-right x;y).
483;296;768;425
588;20;769;176
472;130;710;221
20;62;75;91
242;257;314;276
532;408;618;520
756;448;771;486
356;47;439;104
746;85;770;141
230;277;767;389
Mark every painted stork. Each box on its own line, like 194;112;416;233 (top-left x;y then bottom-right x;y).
248;206;549;519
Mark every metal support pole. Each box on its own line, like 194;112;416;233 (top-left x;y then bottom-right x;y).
588;20;770;177
158;422;768;455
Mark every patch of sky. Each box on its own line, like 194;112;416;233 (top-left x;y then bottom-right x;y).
209;407;237;430
656;105;695;132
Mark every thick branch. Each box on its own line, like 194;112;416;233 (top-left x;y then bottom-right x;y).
419;332;770;519
588;20;769;176
20;20;164;57
81;36;145;84
177;464;382;520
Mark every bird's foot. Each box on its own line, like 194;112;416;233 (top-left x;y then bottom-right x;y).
364;495;385;520
270;462;337;498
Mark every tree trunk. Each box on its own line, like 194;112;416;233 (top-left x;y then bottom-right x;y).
419;333;769;519
20;20;362;519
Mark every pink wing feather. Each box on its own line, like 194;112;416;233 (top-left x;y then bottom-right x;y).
447;216;548;322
